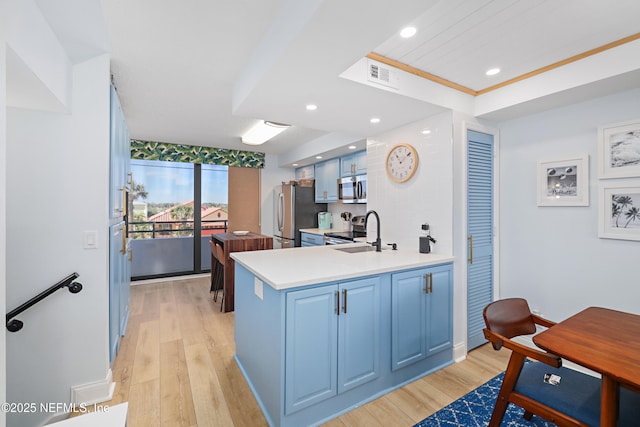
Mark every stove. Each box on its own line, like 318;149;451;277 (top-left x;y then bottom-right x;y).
323;230;366;241
323;215;367;244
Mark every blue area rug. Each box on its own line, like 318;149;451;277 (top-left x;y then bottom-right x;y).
414;372;556;427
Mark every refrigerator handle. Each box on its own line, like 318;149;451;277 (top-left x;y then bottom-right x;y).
278;192;284;232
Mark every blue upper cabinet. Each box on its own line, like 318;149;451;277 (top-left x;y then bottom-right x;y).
109;84;130;220
390;263;453;371
295;165;315;180
340;150;367;177
315;158;340;202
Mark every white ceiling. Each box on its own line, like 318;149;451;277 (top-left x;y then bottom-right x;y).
35;0;640;160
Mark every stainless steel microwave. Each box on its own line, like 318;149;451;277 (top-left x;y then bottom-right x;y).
338;175;367;204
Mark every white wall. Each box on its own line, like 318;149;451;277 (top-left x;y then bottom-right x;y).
0;0;8;425
498;88;640;321
6;55;111;426
367;111;454;254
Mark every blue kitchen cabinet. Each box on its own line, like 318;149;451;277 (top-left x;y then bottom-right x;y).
109;84;130;220
285;276;380;414
314;158;340;202
109;222;130;362
108;84;131;363
295;165;315;180
300;232;324;246
340;150;367;177
391;264;453;370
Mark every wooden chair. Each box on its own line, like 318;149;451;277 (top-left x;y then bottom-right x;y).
214;243;225;311
210;241;224;306
482;298;640;427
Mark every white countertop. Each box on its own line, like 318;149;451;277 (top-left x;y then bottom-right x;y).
231;244;454;290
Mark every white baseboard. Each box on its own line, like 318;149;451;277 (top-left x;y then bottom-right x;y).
453;342;467;362
44;371;116;425
71;369;115;406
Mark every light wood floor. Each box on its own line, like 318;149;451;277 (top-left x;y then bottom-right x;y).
83;276;510;426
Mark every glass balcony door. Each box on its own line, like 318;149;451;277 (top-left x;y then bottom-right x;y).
128;160;228;280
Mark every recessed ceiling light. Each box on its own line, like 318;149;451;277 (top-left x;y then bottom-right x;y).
370;117;380;124
486;68;501;76
348;145;357;150
400;27;417;38
421;129;431;135
315;155;323;159
292;163;299;167
306;104;317;111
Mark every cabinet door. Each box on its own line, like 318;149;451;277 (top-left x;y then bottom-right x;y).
340;154;355;177
295;165;314;179
391;264;453;370
425;265;452;356
285;286;338;414
391;269;427;370
338;277;380;393
315;159;340;202
109;223;124;362
354;150;367;175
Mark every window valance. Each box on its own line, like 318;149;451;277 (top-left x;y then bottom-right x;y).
130;139;265;168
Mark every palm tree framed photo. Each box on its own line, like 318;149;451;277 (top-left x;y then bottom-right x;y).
598;118;640;179
537;155;589;206
599;180;640;241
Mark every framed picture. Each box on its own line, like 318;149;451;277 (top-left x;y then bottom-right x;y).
537;155;589;206
598;118;640;179
598;180;640;241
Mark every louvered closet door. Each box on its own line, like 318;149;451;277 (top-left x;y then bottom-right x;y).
467;130;495;350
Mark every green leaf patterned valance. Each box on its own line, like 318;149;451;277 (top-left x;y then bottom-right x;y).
130;139;265;168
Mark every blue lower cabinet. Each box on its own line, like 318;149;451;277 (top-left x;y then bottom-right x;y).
233;262;453;427
285;277;380;414
391;264;453;370
300;232;325;246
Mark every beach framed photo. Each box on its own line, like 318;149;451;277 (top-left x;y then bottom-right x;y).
598;119;640;179
599;180;640;241
537;155;589;206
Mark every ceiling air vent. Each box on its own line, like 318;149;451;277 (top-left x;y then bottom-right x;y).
367;60;399;89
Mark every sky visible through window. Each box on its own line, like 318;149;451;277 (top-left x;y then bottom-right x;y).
131;159;228;204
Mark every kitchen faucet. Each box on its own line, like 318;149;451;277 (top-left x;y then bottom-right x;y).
365;210;382;252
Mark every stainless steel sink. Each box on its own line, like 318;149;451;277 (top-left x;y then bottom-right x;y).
333;246;377;253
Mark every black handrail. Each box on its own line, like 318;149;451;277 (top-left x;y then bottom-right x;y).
6;272;83;332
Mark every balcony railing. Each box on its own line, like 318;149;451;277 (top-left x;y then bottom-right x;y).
128;219;228;239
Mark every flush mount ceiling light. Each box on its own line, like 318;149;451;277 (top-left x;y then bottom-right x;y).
486;67;501;76
400;26;417;38
241;120;290;145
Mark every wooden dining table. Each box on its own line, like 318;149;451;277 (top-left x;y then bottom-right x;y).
211;232;273;312
533;307;640;427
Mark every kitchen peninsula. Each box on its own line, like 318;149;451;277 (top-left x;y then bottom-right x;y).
232;244;454;427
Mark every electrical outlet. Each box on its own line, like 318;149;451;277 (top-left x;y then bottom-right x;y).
254;277;263;300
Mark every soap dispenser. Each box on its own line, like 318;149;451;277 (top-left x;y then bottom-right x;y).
419;223;437;253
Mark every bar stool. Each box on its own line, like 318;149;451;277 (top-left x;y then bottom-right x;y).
210;241;223;301
214;243;225;311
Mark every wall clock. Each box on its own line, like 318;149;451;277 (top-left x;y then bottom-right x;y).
386;143;418;183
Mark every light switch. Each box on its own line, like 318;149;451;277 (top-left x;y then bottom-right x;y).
254;277;263;300
84;231;98;249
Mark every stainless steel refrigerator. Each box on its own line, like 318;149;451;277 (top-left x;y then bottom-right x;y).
274;181;327;248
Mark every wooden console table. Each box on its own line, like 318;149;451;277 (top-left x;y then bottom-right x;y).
211;232;273;312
